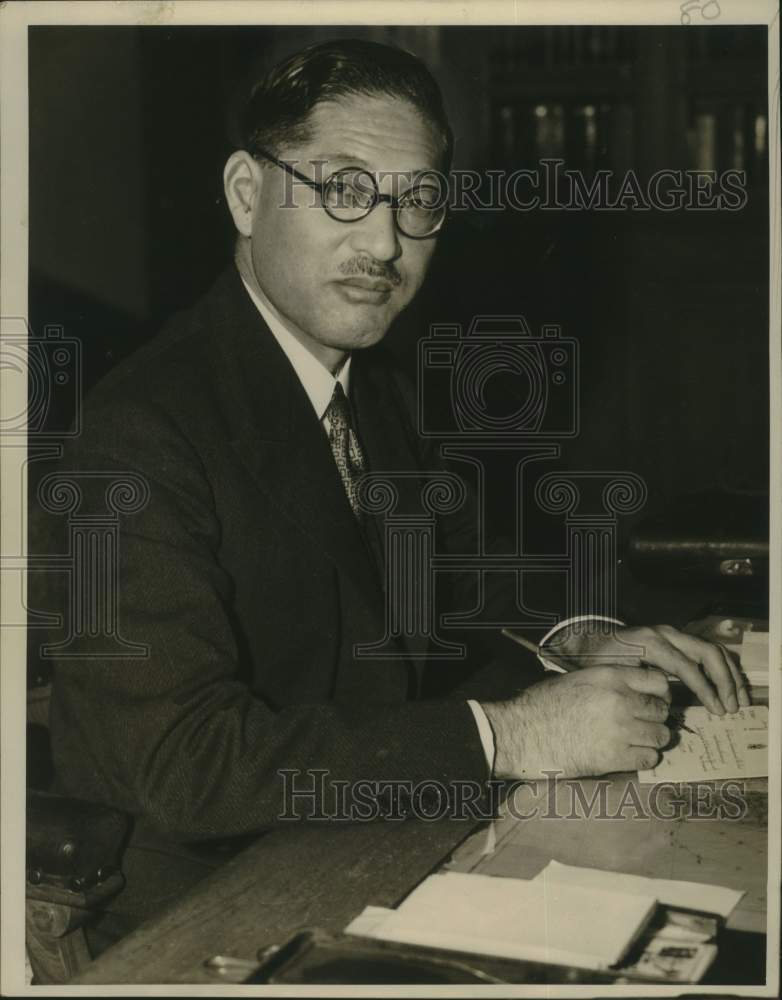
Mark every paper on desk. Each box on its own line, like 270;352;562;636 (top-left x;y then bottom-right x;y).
638;705;768;783
533;860;744;919
345;905;394;937
739;630;769;684
345;870;657;971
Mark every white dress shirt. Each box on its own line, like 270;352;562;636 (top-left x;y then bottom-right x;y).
240;275;351;424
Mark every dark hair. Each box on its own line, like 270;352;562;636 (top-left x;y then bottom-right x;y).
240;38;453;170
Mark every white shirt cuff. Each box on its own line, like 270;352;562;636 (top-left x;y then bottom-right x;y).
467;699;496;774
468;617;626;773
538;614;625;672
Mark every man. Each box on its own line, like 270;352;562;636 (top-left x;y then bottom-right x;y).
39;38;744;934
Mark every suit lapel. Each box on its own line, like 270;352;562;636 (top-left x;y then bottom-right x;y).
206;268;384;618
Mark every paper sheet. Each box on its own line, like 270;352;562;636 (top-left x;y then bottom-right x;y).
533;860;744;918
345;870;657;970
345;905;394;937
739;630;769;683
638;706;768;783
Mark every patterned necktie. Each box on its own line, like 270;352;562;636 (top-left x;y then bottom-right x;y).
325;381;367;519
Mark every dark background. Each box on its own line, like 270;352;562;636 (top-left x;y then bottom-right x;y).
28;25;770;573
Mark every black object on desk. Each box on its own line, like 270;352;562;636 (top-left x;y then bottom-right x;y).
241;929;620;986
237;916;734;986
628;491;768;598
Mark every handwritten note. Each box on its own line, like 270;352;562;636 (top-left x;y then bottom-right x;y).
639;706;768;783
680;1;721;25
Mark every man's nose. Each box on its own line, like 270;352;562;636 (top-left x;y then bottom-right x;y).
348;202;401;262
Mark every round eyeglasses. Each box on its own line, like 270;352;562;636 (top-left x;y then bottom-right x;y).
253;149;447;240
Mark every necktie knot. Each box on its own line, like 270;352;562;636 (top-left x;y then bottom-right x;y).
325;381;351;432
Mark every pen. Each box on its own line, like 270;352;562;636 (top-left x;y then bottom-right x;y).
501;627;685;683
501;628;571;675
669;709;700;737
500;628;540;657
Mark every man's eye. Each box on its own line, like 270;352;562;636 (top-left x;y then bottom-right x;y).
336;183;358;204
326;179;368;209
406;186;441;210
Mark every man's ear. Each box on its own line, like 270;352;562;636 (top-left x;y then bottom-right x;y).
223;150;263;237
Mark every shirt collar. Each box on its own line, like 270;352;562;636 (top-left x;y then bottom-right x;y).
239;272;351;422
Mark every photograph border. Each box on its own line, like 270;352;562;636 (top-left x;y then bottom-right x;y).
2;1;779;996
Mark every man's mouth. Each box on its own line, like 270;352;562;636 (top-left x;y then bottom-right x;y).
339;276;395;292
334;277;395;304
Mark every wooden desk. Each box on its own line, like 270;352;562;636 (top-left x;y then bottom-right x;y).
75;815;484;984
448;776;768;935
76;769;767;985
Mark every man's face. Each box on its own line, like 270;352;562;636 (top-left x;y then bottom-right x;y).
249;93;442;358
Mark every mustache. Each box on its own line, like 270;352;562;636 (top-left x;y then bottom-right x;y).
338;257;402;286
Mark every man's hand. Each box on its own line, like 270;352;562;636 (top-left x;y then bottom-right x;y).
481;665;672;780
544;623;749;715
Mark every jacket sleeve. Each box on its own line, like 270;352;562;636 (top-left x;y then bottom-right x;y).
41;396;491;842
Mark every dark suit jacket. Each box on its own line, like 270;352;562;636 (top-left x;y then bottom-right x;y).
39;266;537;845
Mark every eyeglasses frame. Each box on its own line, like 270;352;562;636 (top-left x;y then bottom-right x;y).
252;148;447;240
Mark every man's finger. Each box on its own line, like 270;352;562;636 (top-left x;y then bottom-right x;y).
718;642;751;708
615;663;671;701
670;632;739;713
627;747;661;772
629;721;671;749
656;640;724;715
628;691;670;723
628;629;724;714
